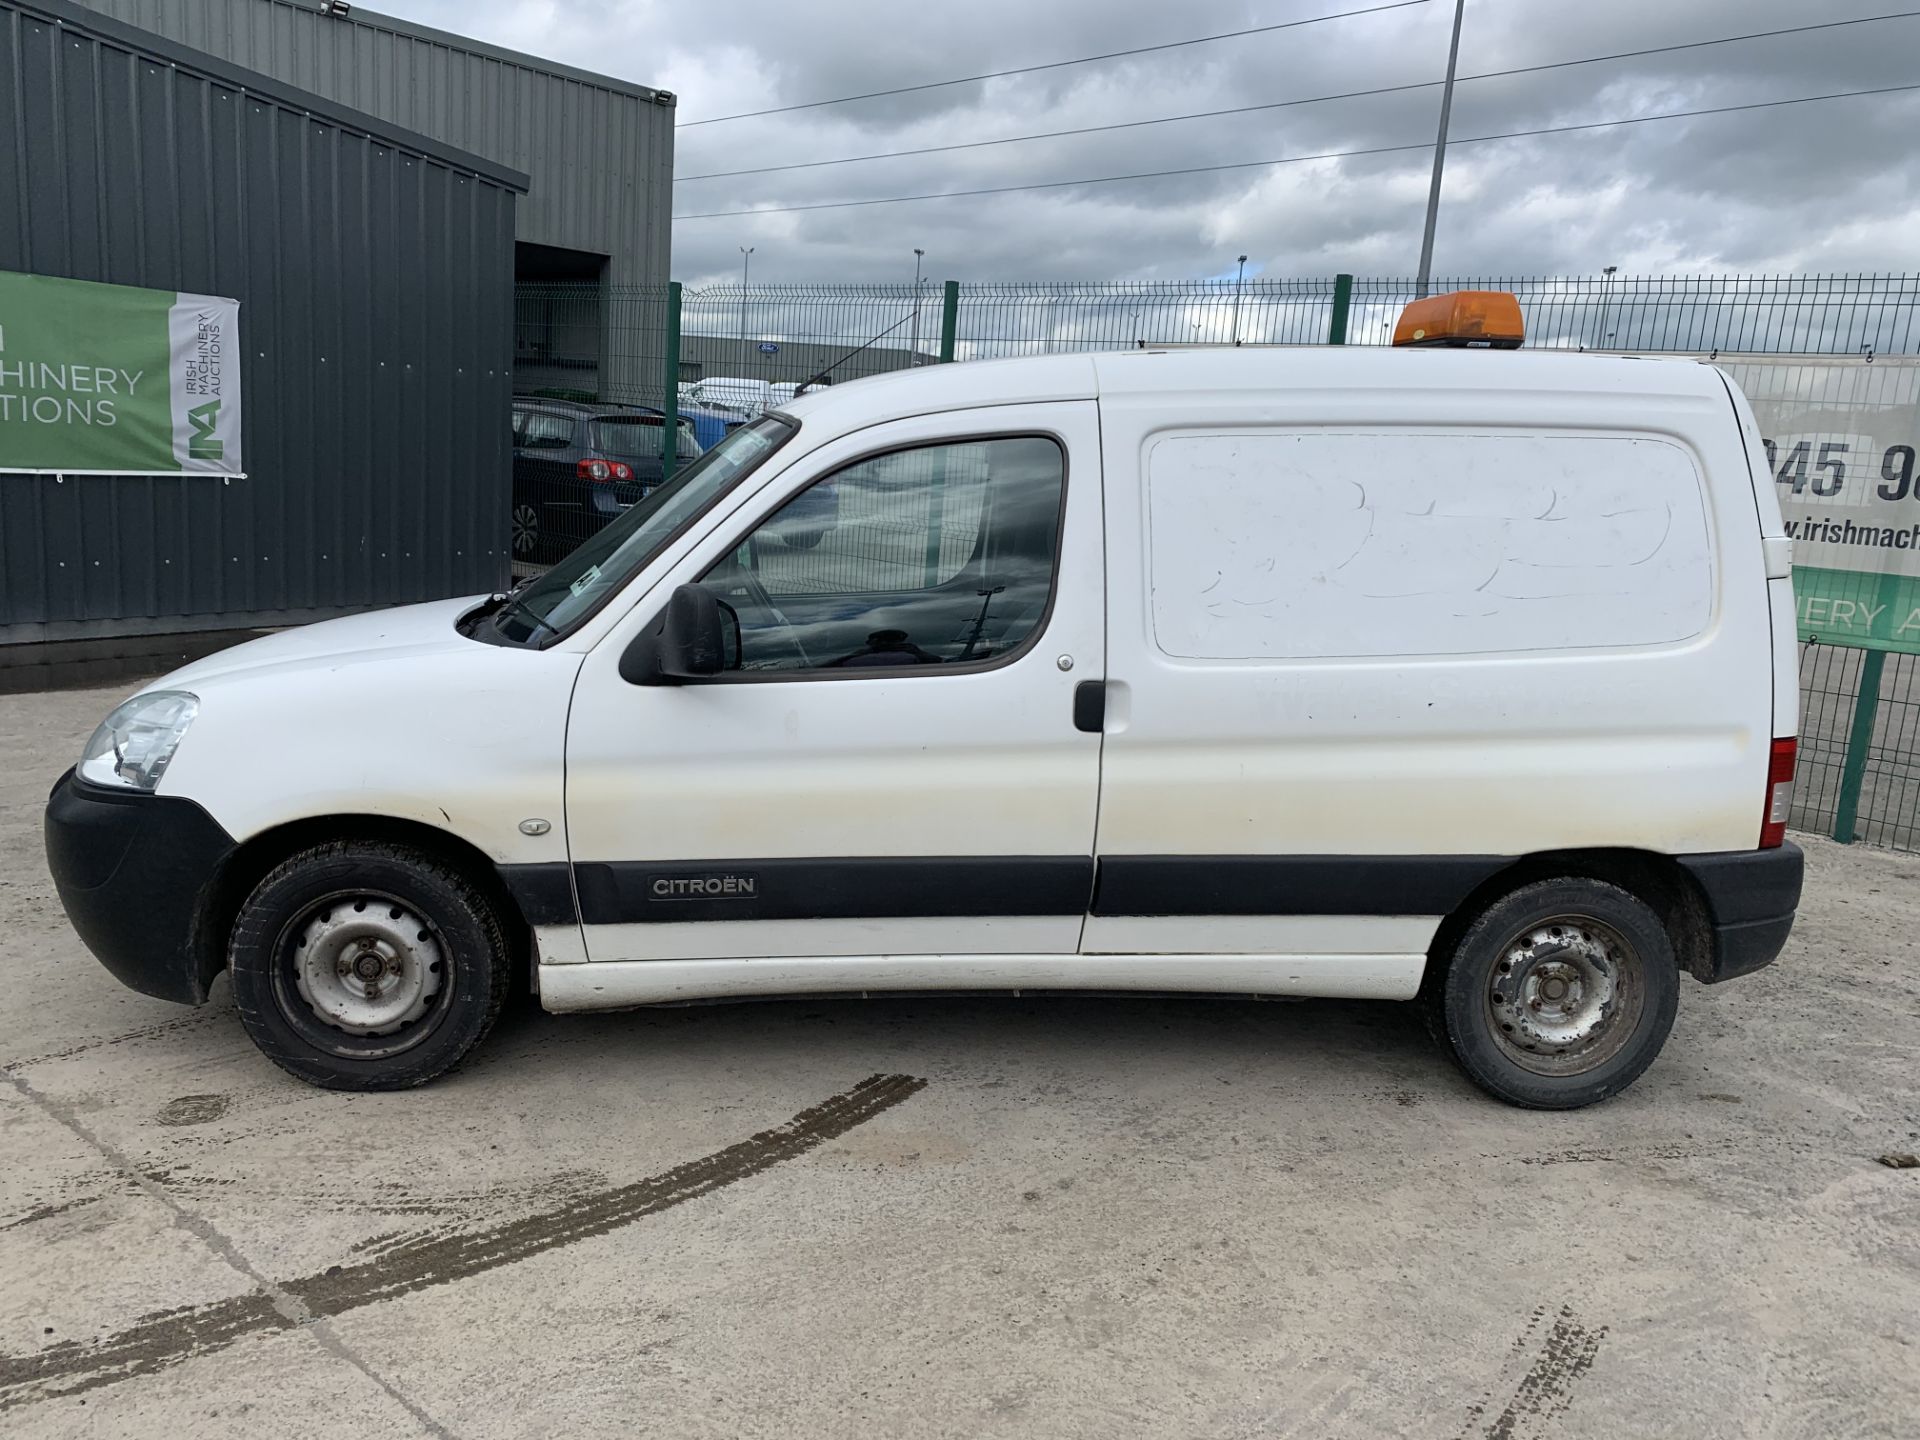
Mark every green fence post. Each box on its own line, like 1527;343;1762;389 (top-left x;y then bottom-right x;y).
1328;273;1354;344
1832;647;1886;843
662;281;681;477
939;280;959;362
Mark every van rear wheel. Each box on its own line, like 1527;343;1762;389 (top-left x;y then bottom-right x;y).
1425;877;1679;1109
228;841;511;1091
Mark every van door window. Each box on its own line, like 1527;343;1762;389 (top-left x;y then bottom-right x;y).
700;435;1065;673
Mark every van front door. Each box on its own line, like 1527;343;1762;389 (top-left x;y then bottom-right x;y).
563;402;1105;968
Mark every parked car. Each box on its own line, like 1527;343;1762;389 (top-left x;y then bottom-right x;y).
48;291;1803;1107
769;379;828;406
675;402;743;453
510;398;701;562
685;376;774;417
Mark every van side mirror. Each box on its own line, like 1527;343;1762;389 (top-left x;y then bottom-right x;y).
620;584;733;685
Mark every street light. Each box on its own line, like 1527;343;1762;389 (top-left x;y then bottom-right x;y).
737;246;754;372
1594;264;1619;352
1230;254;1249;345
1415;0;1467;298
909;248;926;366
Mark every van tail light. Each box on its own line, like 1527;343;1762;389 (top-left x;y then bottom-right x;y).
576;459;632;483
1761;737;1797;849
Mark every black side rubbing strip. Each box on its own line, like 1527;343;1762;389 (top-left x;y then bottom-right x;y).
498;862;580;927
1091;855;1513;917
571;856;1097;925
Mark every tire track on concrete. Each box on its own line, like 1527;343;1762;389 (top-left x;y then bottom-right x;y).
0;1010;224;1073
1458;1304;1608;1440
0;1072;927;1413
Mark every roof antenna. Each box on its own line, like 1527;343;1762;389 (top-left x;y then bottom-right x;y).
796;311;916;395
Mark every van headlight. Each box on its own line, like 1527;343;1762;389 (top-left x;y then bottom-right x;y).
78;691;199;791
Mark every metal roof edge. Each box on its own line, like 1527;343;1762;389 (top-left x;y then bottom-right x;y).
259;0;668;104
14;0;533;191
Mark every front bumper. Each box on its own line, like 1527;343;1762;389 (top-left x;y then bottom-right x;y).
1678;842;1805;983
44;768;237;1004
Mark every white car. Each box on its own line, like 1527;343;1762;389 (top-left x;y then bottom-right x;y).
47;292;1802;1106
685;376;774;417
769;380;827;406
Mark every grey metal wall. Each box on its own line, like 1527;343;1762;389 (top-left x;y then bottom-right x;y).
75;0;674;287
1;0;526;643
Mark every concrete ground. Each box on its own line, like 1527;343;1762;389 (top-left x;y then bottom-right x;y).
1;683;1916;1440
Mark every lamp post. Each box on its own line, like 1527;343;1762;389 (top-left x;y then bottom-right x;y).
1230;254;1249;345
1594;264;1619;351
1414;0;1467;298
737;246;754;372
909;248;926;366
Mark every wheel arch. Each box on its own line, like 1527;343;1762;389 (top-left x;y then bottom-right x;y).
1424;848;1715;991
199;814;535;997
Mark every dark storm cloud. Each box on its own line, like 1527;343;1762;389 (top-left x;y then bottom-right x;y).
373;0;1920;282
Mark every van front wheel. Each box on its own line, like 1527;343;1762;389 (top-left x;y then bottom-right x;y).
1425;878;1679;1109
228;841;512;1091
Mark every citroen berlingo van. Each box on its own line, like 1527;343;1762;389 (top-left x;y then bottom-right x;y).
45;293;1803;1108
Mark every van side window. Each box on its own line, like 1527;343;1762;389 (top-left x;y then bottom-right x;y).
700;436;1065;673
1147;431;1714;660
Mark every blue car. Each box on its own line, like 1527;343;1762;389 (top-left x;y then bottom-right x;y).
676;402;742;452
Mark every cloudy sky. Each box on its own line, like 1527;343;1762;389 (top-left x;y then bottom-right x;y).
371;0;1920;288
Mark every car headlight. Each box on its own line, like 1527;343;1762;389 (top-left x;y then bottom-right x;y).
78;691;199;791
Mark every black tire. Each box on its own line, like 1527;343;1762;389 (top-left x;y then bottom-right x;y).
228;841;512;1091
1423;877;1680;1110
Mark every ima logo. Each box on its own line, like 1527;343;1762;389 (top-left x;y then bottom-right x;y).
188;400;222;460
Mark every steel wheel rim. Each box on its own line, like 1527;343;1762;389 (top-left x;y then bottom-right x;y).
270;890;454;1060
1485;914;1644;1076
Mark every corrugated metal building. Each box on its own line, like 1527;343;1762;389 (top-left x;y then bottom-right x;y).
74;0;674;290
1;0;527;646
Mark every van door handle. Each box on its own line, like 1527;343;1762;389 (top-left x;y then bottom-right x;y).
1073;680;1106;733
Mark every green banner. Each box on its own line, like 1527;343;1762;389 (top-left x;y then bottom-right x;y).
0;269;243;476
1791;567;1920;650
1719;356;1920;655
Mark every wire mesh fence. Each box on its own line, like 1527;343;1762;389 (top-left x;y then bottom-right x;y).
951;273;1920;358
952;278;1344;357
516;272;1920;404
1795;643;1920;851
1350;274;1920;354
679;284;940;391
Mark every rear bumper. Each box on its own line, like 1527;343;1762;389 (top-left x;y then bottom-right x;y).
43;769;236;1005
1677;842;1804;983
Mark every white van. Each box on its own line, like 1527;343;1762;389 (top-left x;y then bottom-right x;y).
46;295;1803;1108
685;376;775;418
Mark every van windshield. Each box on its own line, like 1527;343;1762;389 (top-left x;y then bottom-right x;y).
492;414;796;645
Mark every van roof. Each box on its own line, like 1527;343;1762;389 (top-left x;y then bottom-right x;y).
772;346;1727;429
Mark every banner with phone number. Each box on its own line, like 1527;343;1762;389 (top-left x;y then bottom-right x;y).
1717;356;1920;654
